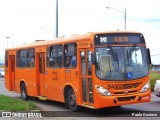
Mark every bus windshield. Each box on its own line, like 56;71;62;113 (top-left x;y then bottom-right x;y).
95;46;148;80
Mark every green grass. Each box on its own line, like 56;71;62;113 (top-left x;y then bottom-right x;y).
0;95;39;111
150;71;160;91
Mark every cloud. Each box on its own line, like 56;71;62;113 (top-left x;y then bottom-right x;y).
144;18;160;22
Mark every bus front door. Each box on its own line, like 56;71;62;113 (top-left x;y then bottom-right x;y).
80;49;94;106
38;53;46;97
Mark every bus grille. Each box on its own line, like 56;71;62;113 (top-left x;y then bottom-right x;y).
123;82;142;89
117;96;136;102
114;90;137;95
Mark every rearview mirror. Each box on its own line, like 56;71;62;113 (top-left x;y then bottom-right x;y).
147;48;151;64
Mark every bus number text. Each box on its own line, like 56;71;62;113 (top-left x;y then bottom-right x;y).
108;84;123;90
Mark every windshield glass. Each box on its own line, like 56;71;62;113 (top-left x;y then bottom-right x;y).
95;46;148;80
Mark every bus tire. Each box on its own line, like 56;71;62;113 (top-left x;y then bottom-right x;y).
20;83;29;100
67;88;78;112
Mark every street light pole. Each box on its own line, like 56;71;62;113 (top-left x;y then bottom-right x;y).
56;0;58;38
124;8;126;30
106;7;126;30
6;36;10;47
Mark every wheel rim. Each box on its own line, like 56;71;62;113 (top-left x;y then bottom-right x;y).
68;90;76;107
21;87;26;99
69;93;76;106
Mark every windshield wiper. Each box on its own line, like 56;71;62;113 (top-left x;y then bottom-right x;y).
108;46;119;68
128;44;137;58
108;46;118;61
127;44;137;66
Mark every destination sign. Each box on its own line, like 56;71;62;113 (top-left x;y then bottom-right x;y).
94;33;145;45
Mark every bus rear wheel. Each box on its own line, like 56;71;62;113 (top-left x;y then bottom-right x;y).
67;88;78;111
20;83;29;100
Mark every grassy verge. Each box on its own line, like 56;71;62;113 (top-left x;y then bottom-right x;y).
150;71;160;91
0;95;39;111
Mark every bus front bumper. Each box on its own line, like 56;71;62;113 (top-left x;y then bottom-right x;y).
93;91;150;109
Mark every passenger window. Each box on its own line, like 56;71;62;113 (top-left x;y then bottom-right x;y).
17;50;27;67
27;48;35;68
5;51;8;68
64;43;77;68
48;45;62;68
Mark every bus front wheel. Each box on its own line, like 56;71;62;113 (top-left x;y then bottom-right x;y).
20;83;29;100
67;88;78;111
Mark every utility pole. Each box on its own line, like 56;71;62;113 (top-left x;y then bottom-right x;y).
56;0;58;38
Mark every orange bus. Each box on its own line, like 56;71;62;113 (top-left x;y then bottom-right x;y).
5;31;151;111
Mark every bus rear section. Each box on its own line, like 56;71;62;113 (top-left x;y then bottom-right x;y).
5;51;16;91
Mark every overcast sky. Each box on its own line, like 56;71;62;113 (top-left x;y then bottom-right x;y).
0;0;160;64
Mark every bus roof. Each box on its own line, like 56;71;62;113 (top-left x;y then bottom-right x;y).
6;31;142;51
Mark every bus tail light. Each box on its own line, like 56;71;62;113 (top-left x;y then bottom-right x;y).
140;81;150;93
95;85;112;96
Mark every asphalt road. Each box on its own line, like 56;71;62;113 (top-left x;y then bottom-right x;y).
0;77;160;120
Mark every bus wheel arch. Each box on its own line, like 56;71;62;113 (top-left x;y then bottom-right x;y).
64;85;78;111
20;81;29;100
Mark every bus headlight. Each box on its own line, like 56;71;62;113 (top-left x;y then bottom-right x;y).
95;85;112;96
140;81;150;93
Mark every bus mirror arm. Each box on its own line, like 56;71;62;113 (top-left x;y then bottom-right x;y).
91;53;96;64
147;48;151;65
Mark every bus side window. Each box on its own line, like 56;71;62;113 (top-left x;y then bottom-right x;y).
27;48;35;68
64;43;77;68
49;45;62;68
46;47;50;68
5;51;8;68
17;50;27;68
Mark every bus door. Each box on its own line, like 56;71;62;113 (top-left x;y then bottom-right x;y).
37;53;46;96
9;55;15;91
80;49;94;105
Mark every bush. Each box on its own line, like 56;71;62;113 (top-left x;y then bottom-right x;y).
150;71;160;91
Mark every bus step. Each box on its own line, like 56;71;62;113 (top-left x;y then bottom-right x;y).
38;96;47;100
81;104;94;109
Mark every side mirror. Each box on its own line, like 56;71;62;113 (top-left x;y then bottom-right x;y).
91;53;96;64
147;48;151;64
